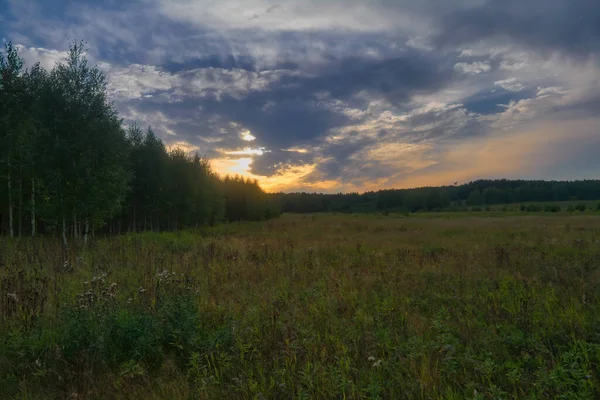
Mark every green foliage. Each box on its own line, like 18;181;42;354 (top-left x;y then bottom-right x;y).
221;175;280;221
544;204;561;212
276;179;600;214
524;204;542;212
0;42;277;238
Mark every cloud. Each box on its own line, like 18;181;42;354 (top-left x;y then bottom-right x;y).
436;0;600;58
2;0;600;193
494;78;526;92
14;45;69;70
454;62;491;74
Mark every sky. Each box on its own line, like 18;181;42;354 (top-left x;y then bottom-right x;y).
1;0;599;193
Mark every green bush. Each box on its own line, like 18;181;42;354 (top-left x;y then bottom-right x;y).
0;290;224;396
524;204;542;212
544;204;561;212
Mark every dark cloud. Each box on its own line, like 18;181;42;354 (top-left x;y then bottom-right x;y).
189;53;455;151
462;88;534;115
249;149;313;176
161;56;267;74
436;0;600;57
547;93;600;120
279;52;455;104
308;136;379;181
201;94;349;149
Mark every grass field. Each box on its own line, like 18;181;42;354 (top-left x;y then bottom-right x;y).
1;213;600;399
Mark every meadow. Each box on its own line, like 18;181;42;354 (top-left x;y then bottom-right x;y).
1;213;599;399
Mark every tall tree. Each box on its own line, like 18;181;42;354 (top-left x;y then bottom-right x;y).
39;42;130;245
0;42;26;237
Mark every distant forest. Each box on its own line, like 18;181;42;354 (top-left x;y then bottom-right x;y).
0;42;278;241
273;179;600;214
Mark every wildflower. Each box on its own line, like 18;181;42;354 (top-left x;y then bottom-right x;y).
127;298;133;304
372;359;383;368
368;356;375;362
83;281;89;286
7;293;18;302
139;287;146;293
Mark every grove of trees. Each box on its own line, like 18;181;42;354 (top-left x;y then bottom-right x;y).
0;42;278;241
273;179;600;214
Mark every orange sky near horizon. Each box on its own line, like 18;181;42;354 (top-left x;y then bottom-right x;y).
167;117;600;194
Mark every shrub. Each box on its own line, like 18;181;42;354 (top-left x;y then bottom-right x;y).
525;204;542;212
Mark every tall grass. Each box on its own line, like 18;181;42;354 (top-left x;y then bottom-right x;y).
1;214;600;399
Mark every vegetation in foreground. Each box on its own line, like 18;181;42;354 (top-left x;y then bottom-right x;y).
1;213;600;399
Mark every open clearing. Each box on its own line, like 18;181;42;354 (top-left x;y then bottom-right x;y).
1;214;600;399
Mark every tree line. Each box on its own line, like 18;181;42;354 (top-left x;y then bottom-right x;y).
0;42;279;242
273;179;600;214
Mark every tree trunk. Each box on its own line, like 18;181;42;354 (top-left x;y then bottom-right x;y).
62;215;68;250
84;217;89;245
18;176;22;237
7;167;13;238
31;178;36;237
72;210;77;240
